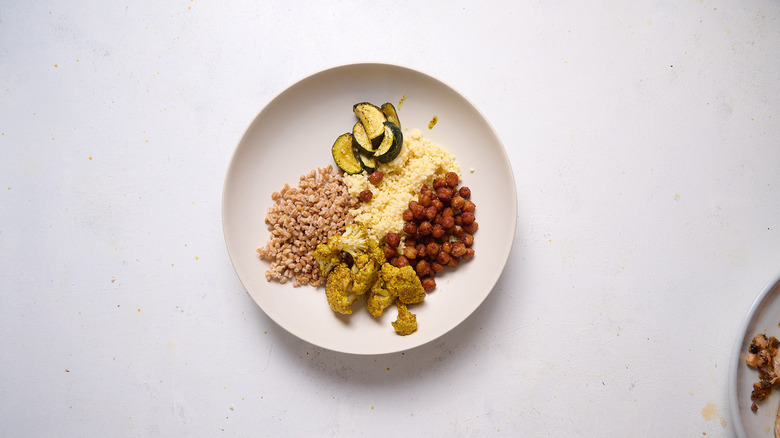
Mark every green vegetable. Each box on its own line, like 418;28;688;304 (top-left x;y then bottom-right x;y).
331;132;363;174
352;121;375;154
373;122;403;163
353;102;387;141
357;152;376;173
380;102;401;130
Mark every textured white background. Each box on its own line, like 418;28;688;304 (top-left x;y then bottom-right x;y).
2;1;779;436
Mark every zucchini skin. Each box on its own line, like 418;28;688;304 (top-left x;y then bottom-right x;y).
357;152;377;173
352;121;375;154
380;102;401;130
331;132;363;174
353;102;387;140
374;122;403;163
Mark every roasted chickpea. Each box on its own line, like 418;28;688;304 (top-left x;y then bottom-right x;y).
412;204;426;220
452;225;464;237
426;206;438;220
461;233;474;247
395;256;410;267
461;211;475;225
451;195;466;210
421;277;436;291
446;256;459;268
451;241;467;257
463;221;478;234
385;232;401;248
402;209;414;221
436;251;451;265
431;262;445;273
359;190;373;202
433;178;446;189
441;241;453;254
436;187;453;203
432;224;445;239
442;207;454;217
403;222;417;235
416;260;431;277
441;216;455;230
403;246;417;260
445;171;459;188
459;186;471;199
415;243;427;258
462;248;475;259
368;171;384;185
383;245;397;259
462;200;476;212
426;242;440;256
405;238;417;249
432;199;444;211
418;221;433;236
419;193;432;207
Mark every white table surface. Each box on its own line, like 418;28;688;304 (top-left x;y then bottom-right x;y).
2;1;779;436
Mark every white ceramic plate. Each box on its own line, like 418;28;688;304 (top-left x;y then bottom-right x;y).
730;272;780;437
222;63;517;354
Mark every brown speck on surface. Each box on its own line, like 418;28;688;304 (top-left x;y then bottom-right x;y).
137;308;141;312
428;115;438;129
54;64;58;68
386;367;390;371
65;369;69;372
88;157;92;160
674;193;681;201
195;256;199;260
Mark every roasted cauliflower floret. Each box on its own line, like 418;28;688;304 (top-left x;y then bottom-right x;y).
391;302;417;336
380;263;426;305
367;237;387;266
325;263;356;314
351;252;378;296
313;243;340;277
366;277;397;318
329;223;369;258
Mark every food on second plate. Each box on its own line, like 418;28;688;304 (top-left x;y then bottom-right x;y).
745;331;780;436
746;333;780;405
256;165;358;287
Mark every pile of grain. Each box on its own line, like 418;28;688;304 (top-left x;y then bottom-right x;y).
343;129;460;241
256;165;357;286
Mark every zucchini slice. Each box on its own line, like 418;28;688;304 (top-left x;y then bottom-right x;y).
331;132;363;174
352;121;375;154
380;102;401;131
357;152;377;173
373;122;403;163
353;102;386;140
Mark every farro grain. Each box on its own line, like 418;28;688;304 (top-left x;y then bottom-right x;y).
256;165;357;287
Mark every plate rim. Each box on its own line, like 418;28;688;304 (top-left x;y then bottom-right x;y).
728;271;780;437
221;62;518;354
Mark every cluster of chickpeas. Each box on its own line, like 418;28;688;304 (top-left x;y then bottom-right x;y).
382;171;477;291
